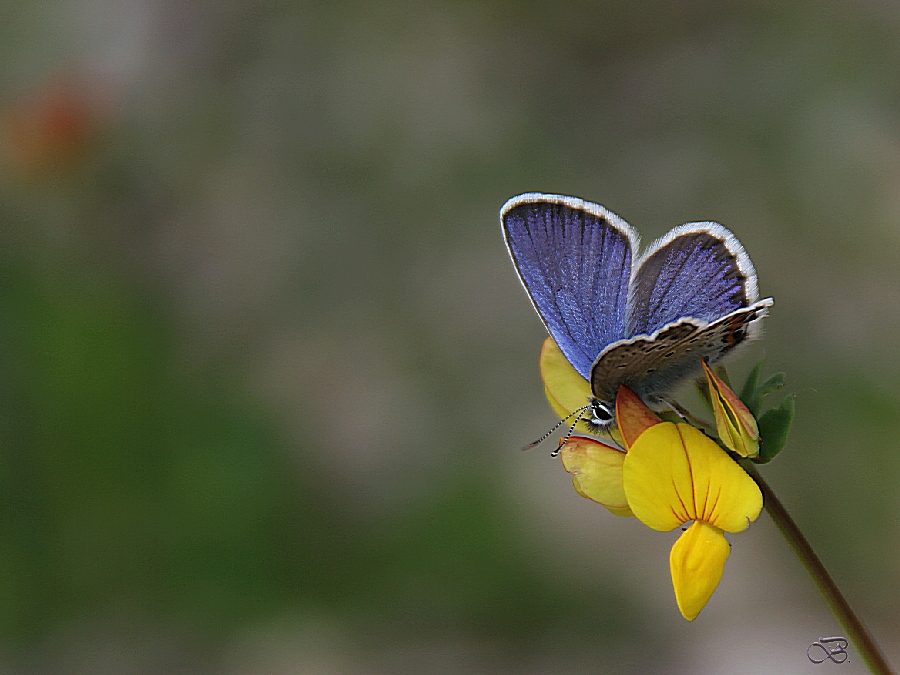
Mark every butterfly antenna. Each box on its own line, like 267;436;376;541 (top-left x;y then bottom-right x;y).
521;405;589;451
550;411;588;458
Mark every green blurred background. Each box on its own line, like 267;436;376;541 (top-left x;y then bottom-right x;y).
0;2;898;673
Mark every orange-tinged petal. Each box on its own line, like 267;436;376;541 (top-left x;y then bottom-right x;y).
702;360;759;458
623;423;763;533
559;436;633;517
670;520;731;621
615;385;661;450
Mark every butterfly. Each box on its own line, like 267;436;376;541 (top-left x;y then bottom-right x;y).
501;193;773;431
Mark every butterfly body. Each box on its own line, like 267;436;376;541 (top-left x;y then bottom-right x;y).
501;193;772;428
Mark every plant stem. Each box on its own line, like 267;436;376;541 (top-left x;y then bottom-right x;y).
740;460;894;674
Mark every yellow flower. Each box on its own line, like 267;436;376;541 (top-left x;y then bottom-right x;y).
542;337;764;620
558;436;632;517
623;420;763;620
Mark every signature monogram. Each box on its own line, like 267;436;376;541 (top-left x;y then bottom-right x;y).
807;637;849;664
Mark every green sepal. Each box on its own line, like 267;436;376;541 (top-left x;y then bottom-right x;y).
755;395;795;463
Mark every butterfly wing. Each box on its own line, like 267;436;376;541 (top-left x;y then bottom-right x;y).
626;223;760;337
591;223;771;404
502;194;638;379
589;300;772;404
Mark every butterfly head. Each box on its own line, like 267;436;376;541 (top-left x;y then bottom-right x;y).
586;397;615;430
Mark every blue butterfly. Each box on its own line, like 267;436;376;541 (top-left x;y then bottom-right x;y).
501;193;773;430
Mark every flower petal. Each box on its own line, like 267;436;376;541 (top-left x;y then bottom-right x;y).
670;520;731;621
623;423;763;533
559;436;633;517
702;360;759;458
615;384;661;450
543;385;570;422
540;337;592;414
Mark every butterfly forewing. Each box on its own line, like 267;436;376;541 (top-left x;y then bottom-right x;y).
502;194;636;379
627;224;758;337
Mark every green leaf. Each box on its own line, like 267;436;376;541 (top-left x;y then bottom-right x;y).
756;372;785;398
738;362;785;418
739;360;765;403
740;361;766;416
756;396;795;463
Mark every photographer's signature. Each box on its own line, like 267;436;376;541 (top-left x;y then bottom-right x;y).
808;637;849;664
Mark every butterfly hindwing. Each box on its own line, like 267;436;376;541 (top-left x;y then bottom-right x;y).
502;194;637;379
590;299;773;404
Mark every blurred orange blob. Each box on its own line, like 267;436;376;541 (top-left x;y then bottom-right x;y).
4;74;105;177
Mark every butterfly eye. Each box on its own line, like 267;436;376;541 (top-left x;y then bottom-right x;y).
590;399;614;425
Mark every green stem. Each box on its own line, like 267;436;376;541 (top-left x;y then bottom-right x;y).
740;460;894;674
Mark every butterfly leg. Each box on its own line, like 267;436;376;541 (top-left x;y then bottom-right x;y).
657;396;715;435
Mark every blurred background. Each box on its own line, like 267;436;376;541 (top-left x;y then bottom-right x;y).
0;1;898;673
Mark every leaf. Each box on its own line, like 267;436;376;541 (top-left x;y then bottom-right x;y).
738;361;785;418
739;361;766;415
739;360;764;404
756;396;795;463
756;372;785;398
